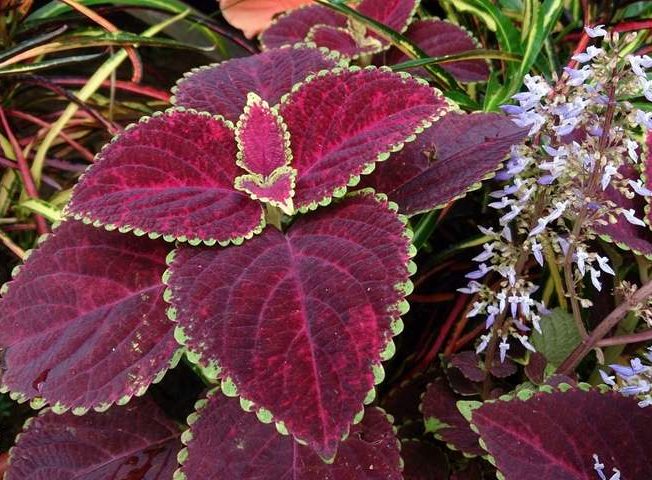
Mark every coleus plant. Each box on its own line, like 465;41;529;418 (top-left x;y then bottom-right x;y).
0;38;528;476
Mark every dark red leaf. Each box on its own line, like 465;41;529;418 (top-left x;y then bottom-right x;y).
401;439;449;480
66;110;265;246
166;192;413;460
595;164;652;256
361;112;526;215
260;5;348;51
525;352;548;385
172;46;341;121
178;389;402;479
0;221;178;412
357;0;418;33
279;68;449;211
421;378;482;456
465;388;652;479
235;93;291;177
386;19;489;82
6;396;180;480
450;351;485;382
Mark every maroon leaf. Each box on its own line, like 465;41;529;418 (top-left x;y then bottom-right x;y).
0;221;178;412
361;112;526;215
172;46;342;122
357;0;418;32
525;352;548;385
178;389;402;479
235;93;291;177
401;439;449;480
595;164;652;256
278;67;449;211
385;19;489;82
450;351;485;382
421;378;482;456
260;0;416;57
6;396;181;480
260;5;348;51
166;191;414;459
66;110;265;245
234;167;297;215
464;388;652;479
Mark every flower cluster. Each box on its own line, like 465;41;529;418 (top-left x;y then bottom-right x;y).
462;28;652;360
601;348;652;408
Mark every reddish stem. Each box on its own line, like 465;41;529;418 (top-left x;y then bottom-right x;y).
415;294;469;372
451;323;486;353
6;109;95;161
50;77;170;102
0;107;48;236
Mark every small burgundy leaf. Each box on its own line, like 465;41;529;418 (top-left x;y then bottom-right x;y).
306;24;380;58
361;112;526;215
167;192;413;459
401;439;449;480
386;19;489;82
279;67;449;210
173;46;341;121
450;351;485;382
525;352;548;385
66;110;265;245
6;396;181;480
235;93;291;177
0;221;178;411
467;388;652;479
421;378;483;456
178;390;402;479
260;5;348;51
595;164;652;256
234;166;297;215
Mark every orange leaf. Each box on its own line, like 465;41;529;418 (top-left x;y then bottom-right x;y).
220;0;312;39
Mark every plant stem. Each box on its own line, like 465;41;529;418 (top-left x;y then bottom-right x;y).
557;278;652;374
596;329;652;347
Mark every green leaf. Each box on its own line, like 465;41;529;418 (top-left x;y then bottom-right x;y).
531;308;582;367
18;199;62;222
0;53;104;75
28;0;199;21
390;49;521;71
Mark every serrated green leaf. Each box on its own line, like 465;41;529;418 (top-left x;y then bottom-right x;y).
531;308;582;367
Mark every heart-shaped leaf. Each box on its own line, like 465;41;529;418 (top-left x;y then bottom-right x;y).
176;389;402;479
278;67;450;211
0;221;179;412
260;5;348;51
463;387;652;479
166;191;414;459
6;396;181;479
595;164;652;257
172;45;343;121
386;19;489;82
361;112;526;215
66;109;266;245
421;378;482;456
